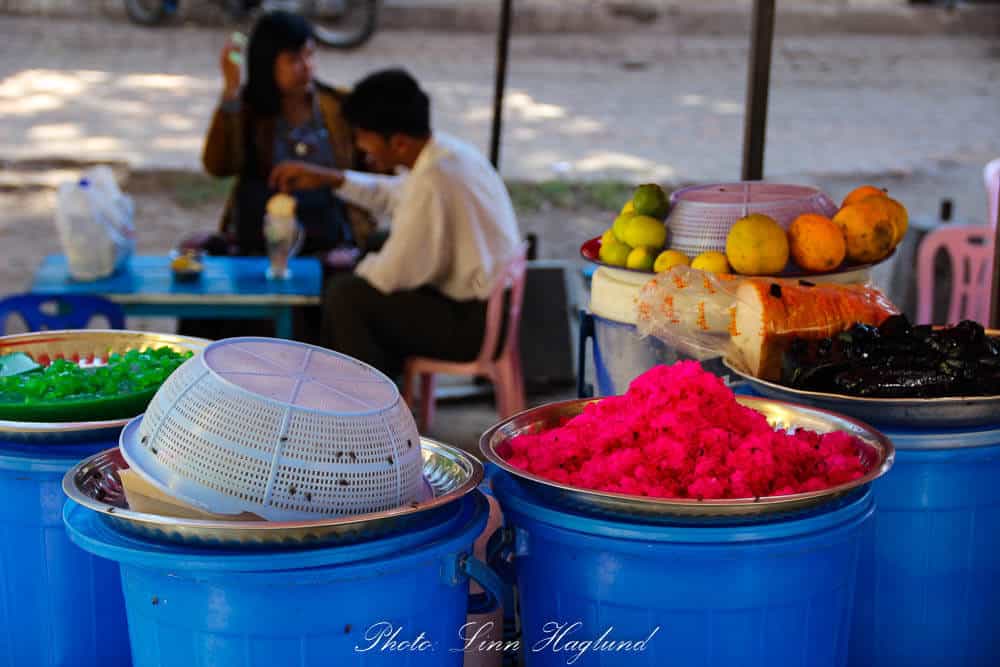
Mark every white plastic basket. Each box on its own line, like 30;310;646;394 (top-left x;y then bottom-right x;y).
120;338;427;521
667;182;838;257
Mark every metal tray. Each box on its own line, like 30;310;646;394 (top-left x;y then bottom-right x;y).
63;438;482;549
0;330;209;442
480;396;893;520
724;357;1000;430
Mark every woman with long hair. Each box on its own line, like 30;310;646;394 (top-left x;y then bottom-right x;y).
203;10;371;256
181;11;372;341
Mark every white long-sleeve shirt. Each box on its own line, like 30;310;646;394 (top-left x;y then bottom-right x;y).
336;133;521;301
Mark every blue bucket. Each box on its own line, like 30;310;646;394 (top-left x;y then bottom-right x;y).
64;491;501;667
849;423;1000;667
489;471;873;667
0;436;131;666
577;312;678;397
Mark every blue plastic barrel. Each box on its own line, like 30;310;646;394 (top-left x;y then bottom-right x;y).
0;436;131;666
64;491;500;667
489;471;874;667
849;423;1000;667
577;312;678;397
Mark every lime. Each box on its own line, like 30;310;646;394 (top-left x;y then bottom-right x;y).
653;249;691;273
632;183;669;219
612;213;634;243
626;247;656;271
622;215;668;249
599;239;631;267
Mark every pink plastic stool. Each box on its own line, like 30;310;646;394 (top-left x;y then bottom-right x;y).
916;225;995;325
985;158;1000;228
403;246;528;432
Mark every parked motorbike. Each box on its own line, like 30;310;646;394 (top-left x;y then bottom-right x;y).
124;0;380;49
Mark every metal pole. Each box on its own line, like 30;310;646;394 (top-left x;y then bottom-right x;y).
741;0;776;181
489;0;514;168
990;200;1000;328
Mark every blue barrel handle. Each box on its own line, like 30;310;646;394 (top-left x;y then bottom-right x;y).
577;310;595;398
461;553;505;615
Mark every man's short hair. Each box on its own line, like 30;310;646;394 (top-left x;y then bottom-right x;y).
343;69;431;139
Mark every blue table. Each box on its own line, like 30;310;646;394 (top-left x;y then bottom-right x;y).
31;255;322;339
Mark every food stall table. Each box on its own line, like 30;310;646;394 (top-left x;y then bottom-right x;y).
31;255;322;339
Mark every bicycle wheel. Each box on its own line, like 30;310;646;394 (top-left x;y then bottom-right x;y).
123;0;178;25
310;0;379;49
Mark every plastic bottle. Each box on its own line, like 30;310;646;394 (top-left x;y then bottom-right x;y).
55;178;114;281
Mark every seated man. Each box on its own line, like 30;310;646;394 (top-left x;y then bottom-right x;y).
270;68;522;377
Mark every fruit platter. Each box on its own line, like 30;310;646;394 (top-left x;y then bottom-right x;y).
724;317;1000;428
583;182;907;280
0;330;207;439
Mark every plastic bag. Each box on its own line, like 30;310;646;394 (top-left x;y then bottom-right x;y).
635;266;898;381
54;166;135;281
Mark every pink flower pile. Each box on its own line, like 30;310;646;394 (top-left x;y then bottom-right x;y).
504;361;867;500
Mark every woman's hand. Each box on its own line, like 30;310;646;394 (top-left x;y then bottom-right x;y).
270;161;344;192
220;34;244;101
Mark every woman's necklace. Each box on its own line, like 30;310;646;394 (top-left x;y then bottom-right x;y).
284;94;323;159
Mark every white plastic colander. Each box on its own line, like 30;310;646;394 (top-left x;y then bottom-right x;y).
120;338;427;521
667;182;839;257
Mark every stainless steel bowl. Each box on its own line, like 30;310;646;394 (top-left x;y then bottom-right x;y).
0;329;209;443
480;396;894;519
63;438;483;549
724;356;1000;431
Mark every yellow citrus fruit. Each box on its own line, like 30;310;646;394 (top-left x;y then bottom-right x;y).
841;185;887;209
632;183;670;219
622;215;668;249
600;228;616;246
612;213;634;243
653;249;690;273
599;238;631;266
725;213;789;275
832;202;895;263
788;213;846;273
620;200;635;216
626;246;656;271
691;251;730;274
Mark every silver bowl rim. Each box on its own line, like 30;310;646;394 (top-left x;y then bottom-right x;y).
62;436;483;533
480;395;894;513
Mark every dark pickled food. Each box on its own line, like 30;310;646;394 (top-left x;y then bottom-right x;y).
782;316;1000;397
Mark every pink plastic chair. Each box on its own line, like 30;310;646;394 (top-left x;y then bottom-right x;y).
403;246;528;432
916;225;995;325
985;158;1000;228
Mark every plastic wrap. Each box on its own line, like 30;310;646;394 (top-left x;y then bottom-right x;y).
636;266;898;381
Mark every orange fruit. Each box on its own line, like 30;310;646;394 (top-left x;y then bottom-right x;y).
832;201;895;264
788;213;846;273
841;185;887;209
858;195;908;246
